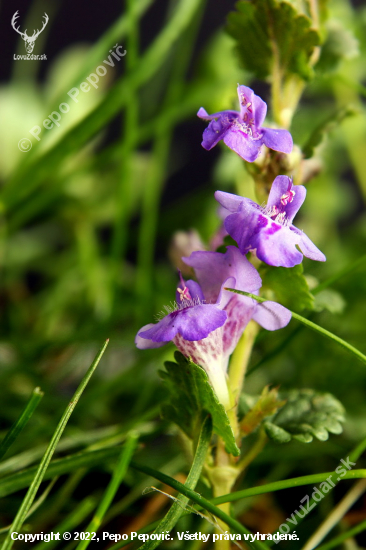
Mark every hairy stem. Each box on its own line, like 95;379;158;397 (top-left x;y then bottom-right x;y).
210;439;238;550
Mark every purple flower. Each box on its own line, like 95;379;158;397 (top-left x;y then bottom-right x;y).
197;85;293;162
183;247;291;366
136;249;291;406
215;176;326;268
136;272;233;407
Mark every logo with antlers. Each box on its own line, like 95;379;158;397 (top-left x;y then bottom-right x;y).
11;11;49;54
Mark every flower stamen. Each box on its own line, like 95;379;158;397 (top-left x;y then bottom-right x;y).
280;189;295;205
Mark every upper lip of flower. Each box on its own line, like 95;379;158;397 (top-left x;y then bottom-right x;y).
197;84;293;162
214;176;326;268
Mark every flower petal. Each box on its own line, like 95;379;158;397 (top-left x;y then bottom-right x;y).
223;127;263;161
291;227;326;262
222;295;256;360
252;301;291;330
201;115;235;150
183;246;261;304
135;324;168;349
175;279;204;304
224;203;267;255
237;85;267;127
139;304;227;344
267;176;306;221
173;328;231;408
214;190;244;213
262;127;293;154
197;107;238;121
173;327;224;373
255;223;304;267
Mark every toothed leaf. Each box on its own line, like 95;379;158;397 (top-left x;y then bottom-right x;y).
226;0;320;81
160;352;240;456
264;389;345;444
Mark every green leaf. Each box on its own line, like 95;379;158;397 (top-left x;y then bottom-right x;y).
215;235;238;254
0;340;108;550
313;288;346;314
264;389;345;444
0;387;44;461
316;20;359;74
130;461;269;550
76;434;138;550
302;104;359;159
260;263;314;311
263;422;292;443
138;417;212;550
0;447;122;498
226;0;320;81
160;352;240;456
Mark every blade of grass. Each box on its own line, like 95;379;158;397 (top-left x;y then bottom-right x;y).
109;0;141;314
35;497;98;550
248;254;366;374
0;425;120;477
48;0;153;112
139;416;212;550
0;478;58;534
225;289;366;366
262;434;366;545
110;520;162;550
103;455;186;525
130;461;270;550
0;387;44;461
316;519;366;550
0;339;109;550
0;447;122;497
135;0;206;322
5;0;203;211
76;434;138;550
210;470;366;505
301;479;366;550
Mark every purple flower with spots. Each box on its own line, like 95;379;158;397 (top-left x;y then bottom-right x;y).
215;176;326;268
136;271;233;406
197;85;293;162
136;249;291;407
183;247;291;368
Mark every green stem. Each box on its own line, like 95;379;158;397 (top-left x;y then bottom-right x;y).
210;439;237;550
248;254;366;374
0;340;108;550
0;387;44;461
229;320;259;414
130;461;270;550
138;416;212;550
225;289;366;366
237;431;268;472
